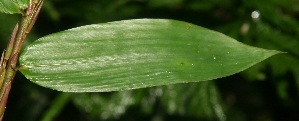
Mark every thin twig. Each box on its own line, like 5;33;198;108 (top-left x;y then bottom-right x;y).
0;0;44;120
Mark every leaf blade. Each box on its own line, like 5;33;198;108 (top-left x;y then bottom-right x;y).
0;0;29;14
19;19;280;92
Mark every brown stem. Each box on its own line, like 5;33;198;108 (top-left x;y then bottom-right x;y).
0;23;19;89
0;76;12;121
0;0;44;120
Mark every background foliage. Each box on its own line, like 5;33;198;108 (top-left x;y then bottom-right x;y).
0;0;298;121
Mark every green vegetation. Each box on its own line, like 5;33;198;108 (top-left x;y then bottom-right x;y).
0;0;297;121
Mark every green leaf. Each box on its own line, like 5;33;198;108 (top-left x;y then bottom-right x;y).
0;0;29;14
19;19;280;92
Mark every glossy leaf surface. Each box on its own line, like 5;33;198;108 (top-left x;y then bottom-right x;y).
19;19;279;92
0;0;29;14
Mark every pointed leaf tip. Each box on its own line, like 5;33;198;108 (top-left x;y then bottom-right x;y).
19;19;280;92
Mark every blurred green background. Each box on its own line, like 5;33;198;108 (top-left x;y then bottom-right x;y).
1;0;299;121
